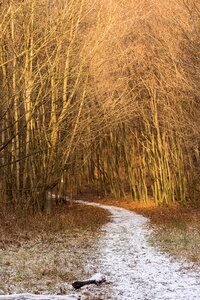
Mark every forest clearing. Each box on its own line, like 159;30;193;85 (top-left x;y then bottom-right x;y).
0;0;200;299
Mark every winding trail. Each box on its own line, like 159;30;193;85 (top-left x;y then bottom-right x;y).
79;201;200;300
1;201;200;300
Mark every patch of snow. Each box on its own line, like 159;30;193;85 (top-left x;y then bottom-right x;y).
89;273;106;283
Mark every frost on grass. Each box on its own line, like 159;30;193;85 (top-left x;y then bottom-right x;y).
1;201;200;300
0;204;109;299
0;229;103;296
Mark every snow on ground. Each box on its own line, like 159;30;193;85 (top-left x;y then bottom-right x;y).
0;294;78;300
77;201;200;300
1;201;200;299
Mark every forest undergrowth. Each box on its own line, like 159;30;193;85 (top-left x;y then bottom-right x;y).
1;1;200;297
0;203;110;249
0;0;200;213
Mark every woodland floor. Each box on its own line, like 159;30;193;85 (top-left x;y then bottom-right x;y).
1;197;200;299
83;195;200;263
0;203;110;297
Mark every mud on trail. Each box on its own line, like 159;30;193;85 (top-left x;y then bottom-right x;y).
1;201;200;299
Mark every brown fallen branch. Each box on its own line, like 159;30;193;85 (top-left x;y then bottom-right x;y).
72;273;106;289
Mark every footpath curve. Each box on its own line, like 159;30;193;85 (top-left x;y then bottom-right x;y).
78;201;200;300
1;200;200;300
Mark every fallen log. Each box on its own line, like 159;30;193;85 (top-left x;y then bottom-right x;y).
0;275;107;299
72;273;106;290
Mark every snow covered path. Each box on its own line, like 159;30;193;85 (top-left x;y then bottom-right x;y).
1;201;200;300
78;201;200;300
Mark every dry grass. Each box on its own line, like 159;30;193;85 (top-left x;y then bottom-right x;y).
0;203;110;249
0;202;110;296
85;195;200;264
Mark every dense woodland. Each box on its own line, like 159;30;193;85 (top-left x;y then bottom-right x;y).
0;0;200;213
